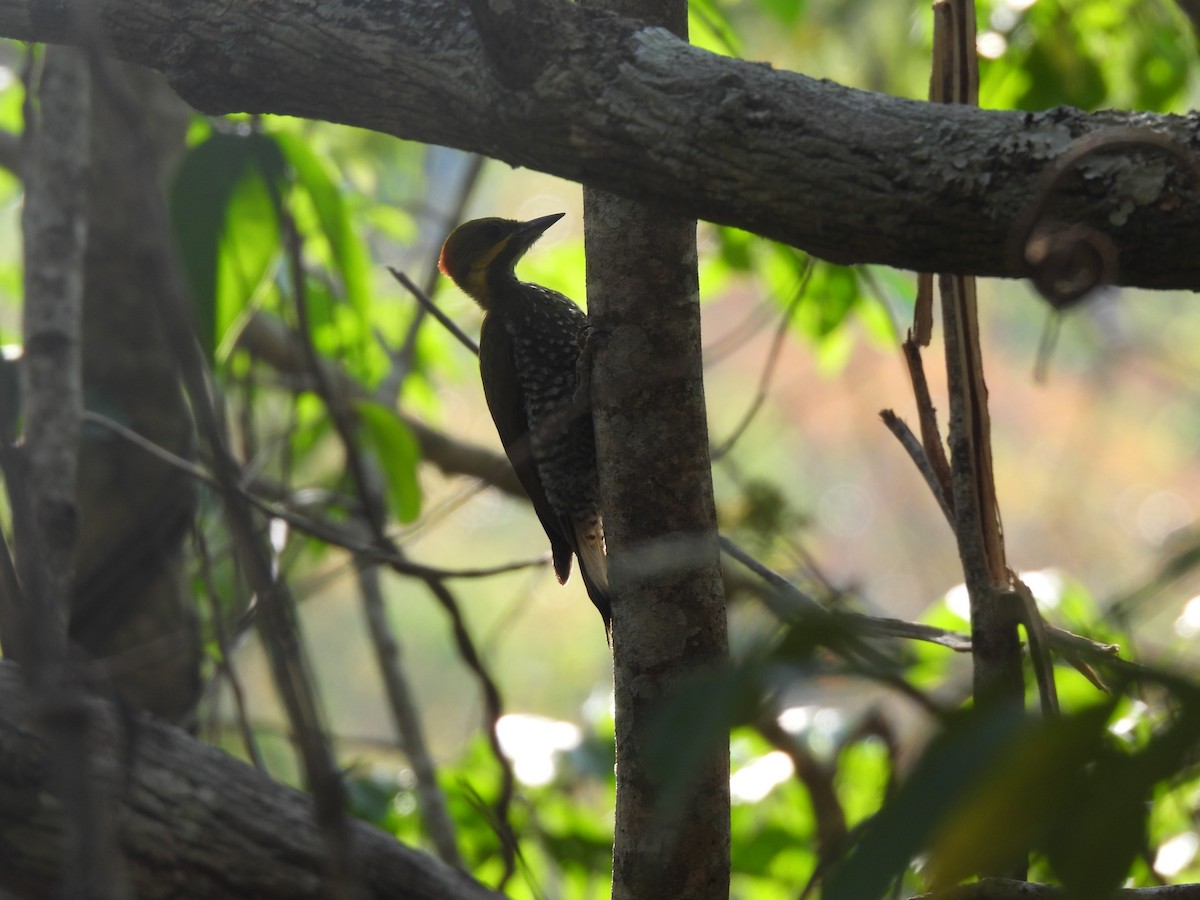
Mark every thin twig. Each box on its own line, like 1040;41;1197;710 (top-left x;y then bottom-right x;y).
901;338;954;514
719;535;946;716
841;612;972;652
1011;576;1059;715
389;267;480;356
82;409;548;581
276;185;387;535
194;527;265;771
717;534;827;619
418;567;520;885
711;257;814;460
355;556;463;869
879;410;955;527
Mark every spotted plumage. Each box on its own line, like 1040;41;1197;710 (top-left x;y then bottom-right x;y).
439;214;610;632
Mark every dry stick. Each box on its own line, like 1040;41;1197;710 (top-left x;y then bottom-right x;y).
912;272;935;348
928;7;1045;881
85;55;359;900
82;409;546;580
355;555;463;869
901;339;954;506
723;532;972;652
879;411;954;526
278;203;517;883
711;256;815;460
389;268;480;356
948;0;1060;720
417;566;519;877
909;0;976;351
194;527;266;772
931;1;1039;718
940;270;1023;703
718;535;946;717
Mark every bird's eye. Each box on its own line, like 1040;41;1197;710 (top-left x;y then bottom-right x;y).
481;222;504;241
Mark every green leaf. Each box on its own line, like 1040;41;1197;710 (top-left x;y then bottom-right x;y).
1134;30;1188;110
274;131;371;316
757;0;807;26
1014;26;1107;110
688;0;742;57
797;264;860;343
924;704;1114;890
169;132;286;360
355;399;422;523
214;170;281;359
824;705;1103;900
647;663;763;818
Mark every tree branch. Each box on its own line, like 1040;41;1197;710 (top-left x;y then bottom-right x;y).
911;879;1200;899
0;0;1196;287
0;661;502;900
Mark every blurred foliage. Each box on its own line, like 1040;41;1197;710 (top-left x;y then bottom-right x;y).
153;1;1200;894
1;0;1198;895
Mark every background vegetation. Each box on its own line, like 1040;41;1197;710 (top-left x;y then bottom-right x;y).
2;0;1200;897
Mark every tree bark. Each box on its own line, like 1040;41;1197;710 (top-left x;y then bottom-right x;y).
0;661;502;900
911;879;1200;899
71;62;200;723
579;0;730;892
0;0;1195;287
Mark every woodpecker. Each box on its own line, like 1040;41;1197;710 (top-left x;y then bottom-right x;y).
439;213;610;632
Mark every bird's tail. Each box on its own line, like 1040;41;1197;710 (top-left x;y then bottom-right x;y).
572;512;611;638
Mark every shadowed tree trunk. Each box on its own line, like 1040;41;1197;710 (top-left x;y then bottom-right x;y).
580;0;730;895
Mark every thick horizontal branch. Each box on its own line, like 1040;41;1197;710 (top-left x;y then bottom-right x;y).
912;878;1200;899
0;662;500;900
2;0;1198;287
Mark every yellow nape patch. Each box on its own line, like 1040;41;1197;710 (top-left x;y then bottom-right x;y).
463;236;512;306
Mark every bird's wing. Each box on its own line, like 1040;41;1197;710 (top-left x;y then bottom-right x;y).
479;314;575;584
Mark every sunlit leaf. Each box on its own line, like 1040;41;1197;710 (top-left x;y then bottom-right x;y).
214;170;281;360
356;399;422;523
169;132;286;360
689;0;742;57
800;264;860;341
1134;30;1188;110
757;0;808;26
924;704;1114;890
825;706;1069;900
274;131;371;315
1010;14;1107;110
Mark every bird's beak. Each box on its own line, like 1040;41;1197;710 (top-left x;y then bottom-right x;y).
515;212;566;248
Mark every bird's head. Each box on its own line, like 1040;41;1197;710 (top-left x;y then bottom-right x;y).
439;213;564;307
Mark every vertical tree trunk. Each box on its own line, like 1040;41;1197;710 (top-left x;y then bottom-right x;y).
581;3;730;898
